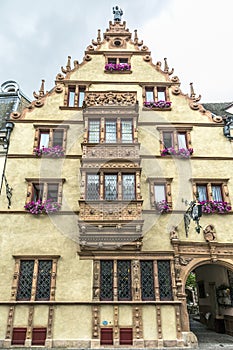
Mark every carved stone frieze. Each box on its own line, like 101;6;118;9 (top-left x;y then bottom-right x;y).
79;201;142;221
84;91;137;107
82;144;140;160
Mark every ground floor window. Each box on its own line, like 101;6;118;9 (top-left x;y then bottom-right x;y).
100;328;113;345
11;328;27;345
119;328;133;345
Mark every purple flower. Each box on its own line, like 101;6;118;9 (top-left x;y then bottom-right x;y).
24;199;61;215
105;63;131;71
34;145;64;158
155;200;170;213
200;200;231;214
144;100;172;109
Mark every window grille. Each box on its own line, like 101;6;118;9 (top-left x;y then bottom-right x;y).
157;260;173;300
105;175;117;200
118;260;131;300
105;120;116;143
100;260;113;300
122;174;135;200
35;260;52;300
16;260;34;300
140;261;155;300
88;120;100;143
121;120;133;142
87;175;100;200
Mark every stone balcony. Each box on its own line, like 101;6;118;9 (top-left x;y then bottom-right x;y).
82;143;140;160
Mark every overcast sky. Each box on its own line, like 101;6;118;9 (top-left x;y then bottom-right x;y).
0;0;232;103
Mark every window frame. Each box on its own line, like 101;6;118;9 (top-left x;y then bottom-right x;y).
33;125;69;152
191;179;230;203
65;85;86;108
157;127;192;153
25;178;65;205
85;172;136;201
142;85;171;109
95;259;174;302
11;256;59;302
147;177;173;209
104;54;132;73
86;118;134;144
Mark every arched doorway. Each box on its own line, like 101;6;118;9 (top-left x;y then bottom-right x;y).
185;262;233;336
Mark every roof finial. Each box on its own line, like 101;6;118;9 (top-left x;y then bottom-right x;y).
113;6;123;22
190;82;196;99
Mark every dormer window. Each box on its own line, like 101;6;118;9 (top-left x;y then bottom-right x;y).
105;55;131;73
143;86;171;110
64;85;86;108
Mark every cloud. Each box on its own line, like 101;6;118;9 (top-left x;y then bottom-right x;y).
0;0;232;102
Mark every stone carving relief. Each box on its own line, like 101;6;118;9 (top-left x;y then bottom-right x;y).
85;91;137;107
203;224;217;242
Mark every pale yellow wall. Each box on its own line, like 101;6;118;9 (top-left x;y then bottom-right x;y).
118;305;132;326
142;305;157;339
14;306;29;326
53;306;92;339
100;305;114;326
161;306;176;340
0;307;8;338
33;306;49;326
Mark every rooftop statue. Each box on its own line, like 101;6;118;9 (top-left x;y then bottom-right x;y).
113;6;123;22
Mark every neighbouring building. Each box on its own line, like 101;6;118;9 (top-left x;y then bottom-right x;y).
0;81;30;206
0;8;233;348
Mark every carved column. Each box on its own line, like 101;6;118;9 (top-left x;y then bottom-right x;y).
45;305;54;347
50;259;58;301
100;172;104;200
133;306;143;341
11;258;20;300
93;260;100;301
100;118;105;143
5;306;15;346
113;306;119;344
175;305;183;345
136;171;141;199
92;306;100;339
153;261;160;301
132;260;141;301
113;260;118;301
31;260;38;301
25;306;34;346
118;172;122;200
156;305;163;347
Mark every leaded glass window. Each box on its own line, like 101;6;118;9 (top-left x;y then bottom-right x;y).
16;260;34;300
88;120;100;143
105;175;117;200
36;260;52;300
157;260;173;301
163;132;173;148
87;174;100;200
118;260;131;301
140;261;155;300
52;129;64;147
105;120;116;143
121;120;133;143
122;174;135;200
100;260;113;301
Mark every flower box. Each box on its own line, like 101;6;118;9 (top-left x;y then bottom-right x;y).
24;199;61;215
144;100;172;110
200;200;231;214
155;200;170;213
105;63;131;71
161;147;193;158
34;145;64;158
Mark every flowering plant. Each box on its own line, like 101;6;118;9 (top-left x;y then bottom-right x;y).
24;199;61;215
144;100;172;109
34;145;64;157
161;147;193;158
105;63;131;71
200;200;231;214
155;200;170;213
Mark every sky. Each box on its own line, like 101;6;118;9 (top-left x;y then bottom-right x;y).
0;0;232;103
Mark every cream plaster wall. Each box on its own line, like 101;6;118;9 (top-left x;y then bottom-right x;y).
14;306;29;326
100;305;114;326
33;305;49;325
0;307;8;339
142;305;157;339
53;305;92;339
161;306;176;340
118;305;132;325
